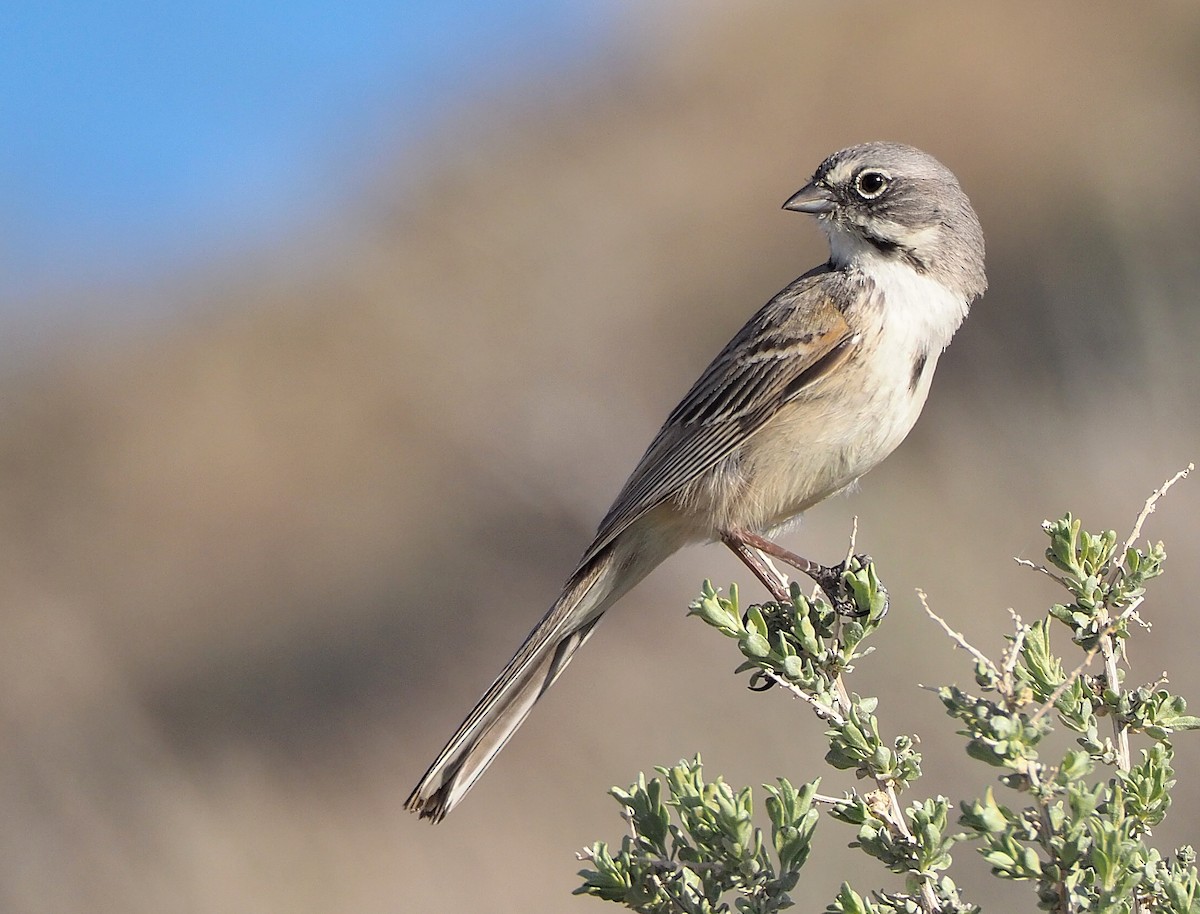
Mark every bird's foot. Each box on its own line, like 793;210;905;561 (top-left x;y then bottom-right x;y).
809;554;889;619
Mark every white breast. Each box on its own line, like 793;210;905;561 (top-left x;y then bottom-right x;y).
834;257;968;482
858;257;970;356
676;255;970;539
743;259;967;532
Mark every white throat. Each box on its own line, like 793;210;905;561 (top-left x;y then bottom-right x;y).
828;228;969;353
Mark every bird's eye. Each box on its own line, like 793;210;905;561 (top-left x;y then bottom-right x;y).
854;170;890;199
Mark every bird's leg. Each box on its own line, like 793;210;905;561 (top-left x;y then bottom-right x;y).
724;529;863;616
720;532;792;603
734;530;835;580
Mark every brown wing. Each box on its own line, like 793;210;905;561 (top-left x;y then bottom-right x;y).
580;267;854;565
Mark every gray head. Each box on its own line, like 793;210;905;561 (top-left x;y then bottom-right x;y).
784;142;986;302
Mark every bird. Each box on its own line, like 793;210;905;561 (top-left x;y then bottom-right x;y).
406;142;987;821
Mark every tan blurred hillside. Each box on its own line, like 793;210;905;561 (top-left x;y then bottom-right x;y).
2;2;1199;912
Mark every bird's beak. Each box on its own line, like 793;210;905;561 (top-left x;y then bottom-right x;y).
782;182;835;215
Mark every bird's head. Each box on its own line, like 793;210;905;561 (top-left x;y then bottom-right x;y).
784;142;987;302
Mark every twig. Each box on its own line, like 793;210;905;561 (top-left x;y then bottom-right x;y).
918;589;993;672
1026;765;1072;914
758;551;791;594
1014;557;1071;588
757;557;939;913
1100;466;1189;791
1101;628;1131;771
813;792;848;807
1028;645;1102;726
843;516;859;568
828;595;938;913
1112;464;1192;586
763;670;847;726
1097;598;1148;773
1104;465;1189;775
1002;610;1029;680
1027;597;1143;726
831;518;860;630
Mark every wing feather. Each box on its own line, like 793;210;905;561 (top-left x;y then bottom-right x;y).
580;267;854;564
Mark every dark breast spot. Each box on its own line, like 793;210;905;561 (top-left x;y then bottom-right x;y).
909;351;929;393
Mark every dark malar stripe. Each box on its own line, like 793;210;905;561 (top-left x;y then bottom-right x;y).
861;228;929;274
861;228;900;255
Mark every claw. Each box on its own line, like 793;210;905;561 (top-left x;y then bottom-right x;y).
811;557;886;619
722;530;887;619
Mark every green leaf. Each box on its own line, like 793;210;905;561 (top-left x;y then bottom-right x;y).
744;632;772;659
689;582;743;637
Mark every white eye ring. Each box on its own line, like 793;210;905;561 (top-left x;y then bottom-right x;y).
854;170;890;200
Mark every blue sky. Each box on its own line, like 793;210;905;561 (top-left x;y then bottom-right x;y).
1;1;620;315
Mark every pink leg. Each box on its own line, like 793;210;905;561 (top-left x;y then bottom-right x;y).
720;531;792;602
723;529;861;614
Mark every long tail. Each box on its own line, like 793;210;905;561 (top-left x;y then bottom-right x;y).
405;542;652;822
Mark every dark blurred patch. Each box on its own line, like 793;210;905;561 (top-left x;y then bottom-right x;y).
141;499;592;761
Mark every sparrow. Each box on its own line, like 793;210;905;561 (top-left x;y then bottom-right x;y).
407;142;987;821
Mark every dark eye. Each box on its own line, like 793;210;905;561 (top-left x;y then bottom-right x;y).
854;170;890;199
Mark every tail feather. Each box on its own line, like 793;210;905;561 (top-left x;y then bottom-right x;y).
406;550;625;821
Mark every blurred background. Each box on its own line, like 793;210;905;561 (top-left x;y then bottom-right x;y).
3;1;1199;911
